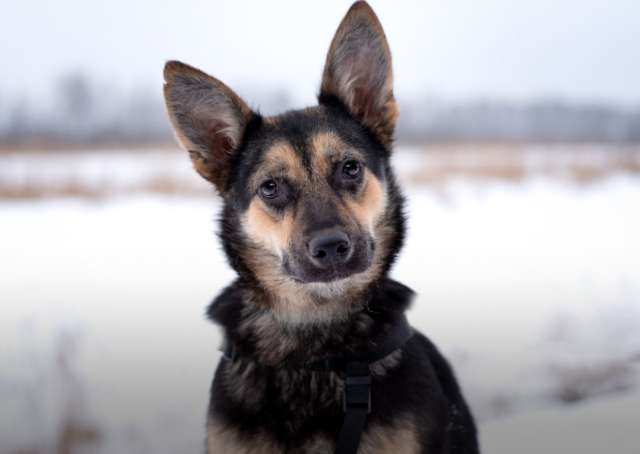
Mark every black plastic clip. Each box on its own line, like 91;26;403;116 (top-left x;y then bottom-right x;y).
342;362;372;414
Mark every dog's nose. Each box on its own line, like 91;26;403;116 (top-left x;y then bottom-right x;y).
308;229;352;268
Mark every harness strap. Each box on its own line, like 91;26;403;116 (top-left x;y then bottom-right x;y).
335;362;371;454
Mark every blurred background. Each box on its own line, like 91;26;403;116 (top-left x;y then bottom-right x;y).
1;1;639;453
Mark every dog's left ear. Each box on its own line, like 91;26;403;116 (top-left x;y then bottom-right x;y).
320;1;398;148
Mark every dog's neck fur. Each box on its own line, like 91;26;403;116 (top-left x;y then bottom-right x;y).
208;277;414;367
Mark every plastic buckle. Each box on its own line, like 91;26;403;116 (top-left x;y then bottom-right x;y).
342;369;372;414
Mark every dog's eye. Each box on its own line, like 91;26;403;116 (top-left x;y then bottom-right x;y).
342;160;362;179
259;180;279;199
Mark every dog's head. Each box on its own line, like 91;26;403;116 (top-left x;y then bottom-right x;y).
163;2;405;319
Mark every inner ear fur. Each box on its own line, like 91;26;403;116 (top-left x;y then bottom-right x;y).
320;1;398;148
163;60;253;190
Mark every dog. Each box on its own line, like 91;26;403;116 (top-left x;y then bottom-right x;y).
163;2;479;453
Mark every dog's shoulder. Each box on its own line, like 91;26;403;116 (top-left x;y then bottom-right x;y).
205;279;245;325
405;333;480;453
368;277;416;313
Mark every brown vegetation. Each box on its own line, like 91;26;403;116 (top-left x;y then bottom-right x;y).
0;145;639;200
407;144;640;186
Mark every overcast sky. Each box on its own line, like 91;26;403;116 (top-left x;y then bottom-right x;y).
2;0;639;107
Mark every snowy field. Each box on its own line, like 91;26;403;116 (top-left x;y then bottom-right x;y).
1;146;639;453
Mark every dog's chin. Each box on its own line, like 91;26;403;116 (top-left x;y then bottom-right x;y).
284;257;372;286
292;268;357;284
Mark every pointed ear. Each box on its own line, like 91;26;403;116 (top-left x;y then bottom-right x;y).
320;1;398;148
163;60;253;190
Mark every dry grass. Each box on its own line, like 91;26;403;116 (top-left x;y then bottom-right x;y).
1;144;639;200
5;330;102;454
13;420;102;454
407;143;640;186
549;358;636;404
0;178;211;200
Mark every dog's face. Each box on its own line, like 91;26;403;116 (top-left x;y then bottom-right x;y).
229;107;391;286
164;2;405;313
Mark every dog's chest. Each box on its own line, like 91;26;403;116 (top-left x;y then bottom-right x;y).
207;358;421;454
215;358;344;425
206;416;421;454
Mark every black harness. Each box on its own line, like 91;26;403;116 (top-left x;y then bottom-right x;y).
221;315;414;454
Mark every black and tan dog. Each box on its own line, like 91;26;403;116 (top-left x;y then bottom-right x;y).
163;2;479;453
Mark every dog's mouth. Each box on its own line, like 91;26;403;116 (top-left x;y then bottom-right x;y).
286;264;361;283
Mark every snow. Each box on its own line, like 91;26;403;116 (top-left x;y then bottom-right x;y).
1;148;639;452
398;178;640;416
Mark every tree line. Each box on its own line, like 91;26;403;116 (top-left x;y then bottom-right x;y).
1;72;639;147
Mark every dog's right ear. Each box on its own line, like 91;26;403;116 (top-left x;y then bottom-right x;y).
163;61;253;191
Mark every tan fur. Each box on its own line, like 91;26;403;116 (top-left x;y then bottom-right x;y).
309;131;348;175
235;238;358;326
249;271;360;326
254;141;307;187
242;141;304;259
207;418;282;454
369;349;403;376
240;136;365;324
240;141;389;326
261;115;280;127
344;171;387;236
237;307;310;362
307;131;387;238
243;200;295;256
189;151;215;182
359;416;421;454
234;294;405;370
207;416;420;454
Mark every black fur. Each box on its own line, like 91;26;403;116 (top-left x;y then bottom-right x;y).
204;99;479;451
200;75;478;454
207;279;479;453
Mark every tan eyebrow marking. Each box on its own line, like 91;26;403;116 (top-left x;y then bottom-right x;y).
309;131;366;178
310;132;344;176
249;140;306;191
